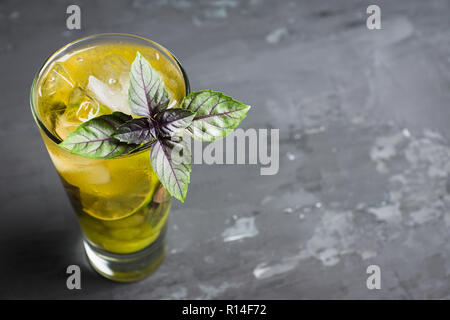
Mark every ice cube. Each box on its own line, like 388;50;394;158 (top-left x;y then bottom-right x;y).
38;63;76;136
85;54;132;115
81;164;111;185
86;75;131;114
50;151;111;185
40;63;75;102
54;113;80;140
42;102;66;135
68;87;106;121
55;87;110;139
95;54;130;88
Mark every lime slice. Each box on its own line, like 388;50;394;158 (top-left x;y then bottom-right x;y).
80;153;160;220
78;199;170;254
82;180;157;221
51;146;160;221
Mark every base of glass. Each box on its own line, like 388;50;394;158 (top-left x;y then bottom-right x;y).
83;226;167;282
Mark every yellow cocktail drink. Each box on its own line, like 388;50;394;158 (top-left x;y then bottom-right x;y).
31;34;188;281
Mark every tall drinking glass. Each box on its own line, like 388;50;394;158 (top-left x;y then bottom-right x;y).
30;34;189;282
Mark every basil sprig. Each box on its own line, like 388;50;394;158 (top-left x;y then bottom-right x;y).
60;52;250;202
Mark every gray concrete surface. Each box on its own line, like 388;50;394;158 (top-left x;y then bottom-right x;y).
0;0;449;299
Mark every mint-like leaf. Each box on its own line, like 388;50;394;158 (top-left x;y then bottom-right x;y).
113;118;156;144
150;136;191;202
181;90;251;142
156;109;195;137
60;112;138;159
129;52;170;117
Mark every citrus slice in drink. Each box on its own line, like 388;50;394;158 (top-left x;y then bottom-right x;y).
80;151;160;221
49;146;160;221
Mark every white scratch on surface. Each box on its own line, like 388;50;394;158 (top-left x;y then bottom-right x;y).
409;207;441;225
359;250;378;260
283;207;294;214
210;0;238;9
253;256;303;279
368;202;402;224
302;211;355;266
402;128;411;138
253;209;378;279
167;287;188;300
222;217;259;242
370;132;405;173
197;282;238;299
286;151;296;161
404;131;450;178
260;195;274;205
266;27;288;44
156;0;192;9
205;7;228;19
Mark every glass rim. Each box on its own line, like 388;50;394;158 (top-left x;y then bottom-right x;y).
30;33;190;153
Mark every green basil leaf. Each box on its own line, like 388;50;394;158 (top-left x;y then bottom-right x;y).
59;112;138;159
181;90;251;142
150;136;191;202
156;109;195;137
129;52;170;117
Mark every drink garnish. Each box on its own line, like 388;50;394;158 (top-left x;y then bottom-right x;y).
60;52;250;202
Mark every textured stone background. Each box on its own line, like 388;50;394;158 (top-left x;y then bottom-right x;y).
0;0;449;299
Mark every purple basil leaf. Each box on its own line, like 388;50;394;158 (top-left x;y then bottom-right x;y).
128;52;170;117
181;90;251;142
156;109;195;138
59;112;138;159
113;117;156;144
150;136;191;202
